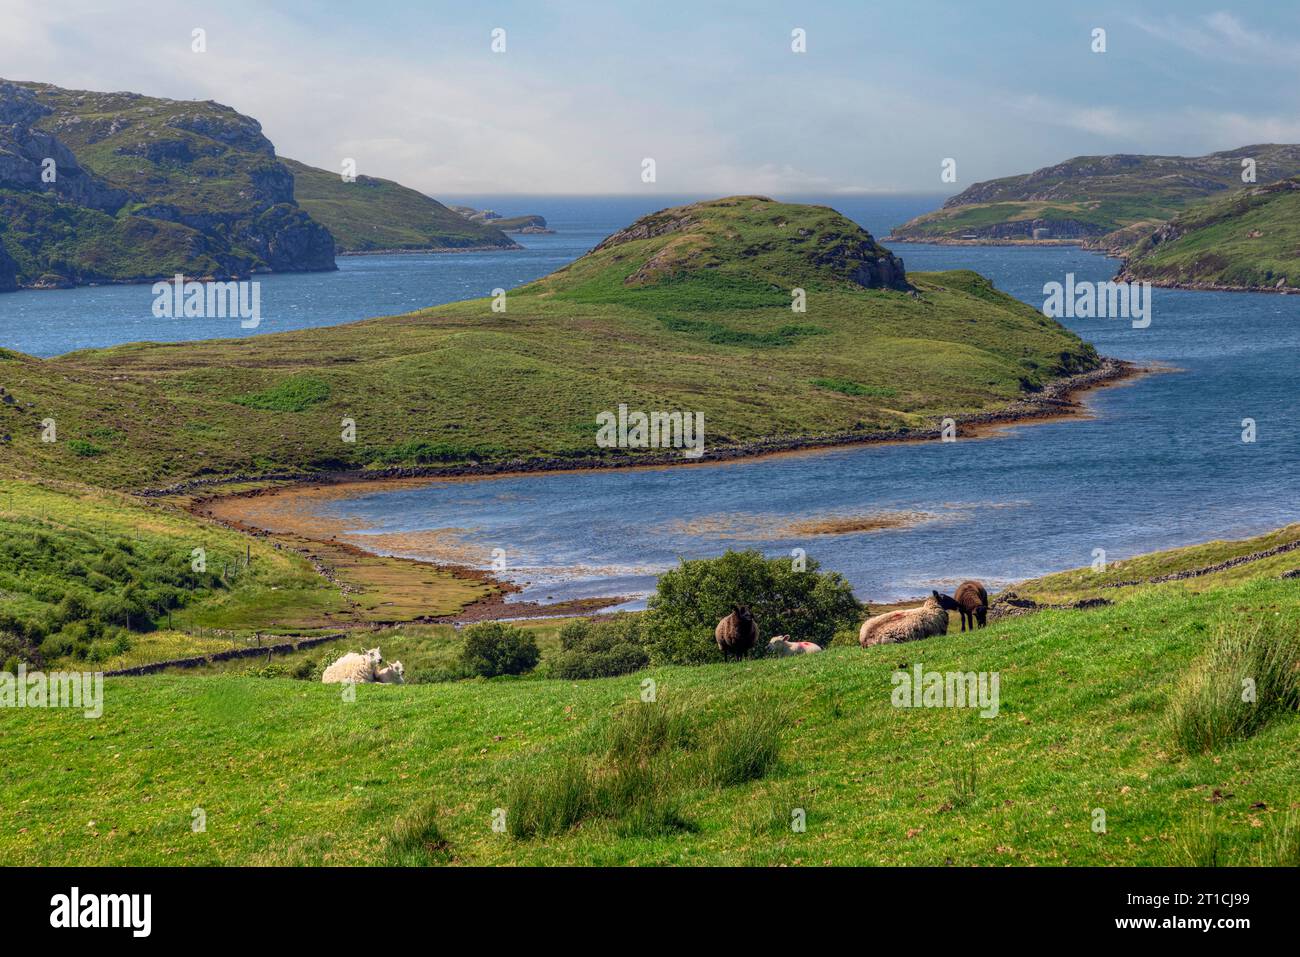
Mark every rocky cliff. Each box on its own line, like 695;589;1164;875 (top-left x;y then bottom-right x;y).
0;79;335;290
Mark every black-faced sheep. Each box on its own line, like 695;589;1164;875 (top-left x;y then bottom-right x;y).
715;605;758;661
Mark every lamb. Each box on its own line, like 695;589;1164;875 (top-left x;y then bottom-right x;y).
766;635;822;656
858;593;950;648
375;661;405;684
321;647;383;684
715;605;758;661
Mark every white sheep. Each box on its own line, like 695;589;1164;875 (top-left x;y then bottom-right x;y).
859;594;949;648
375;661;405;684
766;635;823;656
321;647;382;684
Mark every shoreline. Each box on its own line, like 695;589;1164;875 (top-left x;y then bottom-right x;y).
885;235;1095;248
2;242;533;294
336;243;524;256
181;356;1148;622
1113;269;1300;295
147;356;1145;499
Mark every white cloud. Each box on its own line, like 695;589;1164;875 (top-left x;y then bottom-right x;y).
1131;10;1300;68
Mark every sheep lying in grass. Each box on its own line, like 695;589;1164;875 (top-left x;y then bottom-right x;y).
859;593;949;648
766;635;822;656
321;648;383;684
375;661;405;684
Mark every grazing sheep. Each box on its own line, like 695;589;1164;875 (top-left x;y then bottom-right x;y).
858;593;949;648
766;635;822;657
321;647;383;684
954;580;989;630
715;605;758;661
375;661;405;684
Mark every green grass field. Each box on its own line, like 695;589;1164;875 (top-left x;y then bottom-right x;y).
2;569;1296;865
1015;523;1300;605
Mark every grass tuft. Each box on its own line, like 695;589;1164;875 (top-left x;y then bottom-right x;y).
1176;811;1228;867
382;800;453;866
1168;622;1300;754
699;708;785;788
1253;811;1300;867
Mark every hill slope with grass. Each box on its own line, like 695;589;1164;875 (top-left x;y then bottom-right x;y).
282;159;521;253
0;79;335;290
888;145;1300;247
0;480;493;672
1116;178;1300;291
2;563;1296;865
0;196;1101;490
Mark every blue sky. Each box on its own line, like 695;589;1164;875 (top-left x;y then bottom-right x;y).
4;0;1299;195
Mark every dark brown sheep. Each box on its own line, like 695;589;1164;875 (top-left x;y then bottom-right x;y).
954;581;989;630
715;605;758;661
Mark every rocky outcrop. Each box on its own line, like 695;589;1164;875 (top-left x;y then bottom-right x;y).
0;78;336;291
988;592;1112;621
593;196;912;292
0;80;127;213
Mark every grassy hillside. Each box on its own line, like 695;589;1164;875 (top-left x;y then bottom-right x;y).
0;197;1099;491
0;481;492;671
889;145;1300;245
2;569;1296;865
0;79;334;289
283;159;520;253
1012;523;1300;605
1117;179;1300;291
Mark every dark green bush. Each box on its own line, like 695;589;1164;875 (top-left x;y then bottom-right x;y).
644;550;861;664
548;615;650;679
459;622;540;678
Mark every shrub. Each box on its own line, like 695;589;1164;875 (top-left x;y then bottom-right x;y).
549;615;650;680
645;550;861;664
459;622;540;678
1168;622;1300;754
